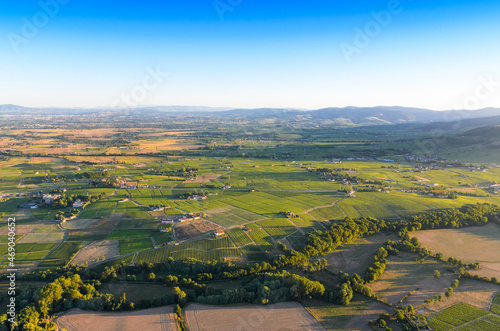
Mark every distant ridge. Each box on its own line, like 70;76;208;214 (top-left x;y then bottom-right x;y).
1;104;500;127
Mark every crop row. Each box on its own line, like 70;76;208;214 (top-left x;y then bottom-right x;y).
429;303;490;331
226;228;254;247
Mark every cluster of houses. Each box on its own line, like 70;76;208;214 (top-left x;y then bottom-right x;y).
115;178;159;190
42;194;59;204
187;195;207;201
73;199;85;208
20;193;85;209
491;183;500;195
161;213;202;225
158;213;205;233
428;193;452;199
417;182;440;188
0;193;14;202
405;155;448;164
20;193;60;209
150;206;166;211
400;188;418;193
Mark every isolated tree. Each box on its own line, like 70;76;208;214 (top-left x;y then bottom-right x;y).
434;270;441;278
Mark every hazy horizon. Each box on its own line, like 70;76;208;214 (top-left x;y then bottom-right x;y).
2;103;500;112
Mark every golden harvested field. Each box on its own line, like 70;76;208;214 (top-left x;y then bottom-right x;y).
185;302;325;331
57;307;179;331
173;219;223;241
305;296;392;331
189;173;224;184
71;240;120;266
423;278;500;315
323;232;397;275
137;130;194;137
16;233;65;243
367;252;455;308
413;223;500;279
29;157;64;163
65;155;164;163
134;139;203;151
61;219;99;230
82;215;121;234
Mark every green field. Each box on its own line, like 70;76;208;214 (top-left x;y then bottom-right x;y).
264;227;297;240
455;315;500;331
136;236;237;263
257;217;296;228
492;293;500;315
151;231;173;245
240;245;268;261
226;228;254;246
115;200;151;218
429;303;491;331
79;197;117;219
107;229;153;240
16;251;50;263
248;228;275;251
15;243;58;253
119;238;153;255
46;241;84;260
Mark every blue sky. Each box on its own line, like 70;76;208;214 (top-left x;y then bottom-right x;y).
1;0;499;109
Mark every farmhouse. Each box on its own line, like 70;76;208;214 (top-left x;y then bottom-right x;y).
187;195;207;201
213;231;225;237
176;214;201;223
120;181;138;189
72;199;84;208
177;216;190;223
43;194;59;204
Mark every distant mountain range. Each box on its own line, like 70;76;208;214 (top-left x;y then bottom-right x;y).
216;106;500;125
1;104;500;127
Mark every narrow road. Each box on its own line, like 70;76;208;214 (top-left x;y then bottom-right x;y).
301;197;346;214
